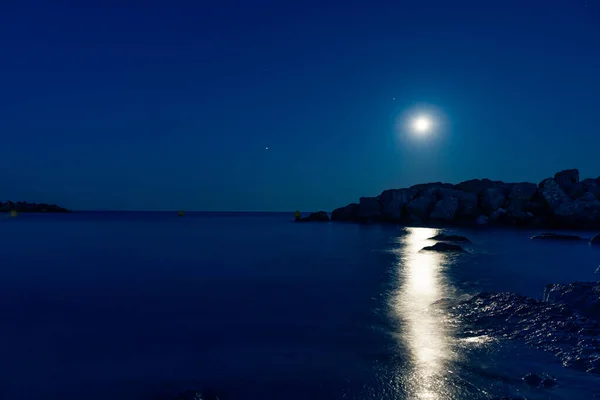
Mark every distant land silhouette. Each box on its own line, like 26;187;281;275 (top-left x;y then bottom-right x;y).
0;201;70;213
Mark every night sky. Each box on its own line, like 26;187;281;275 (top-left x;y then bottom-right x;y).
1;0;599;211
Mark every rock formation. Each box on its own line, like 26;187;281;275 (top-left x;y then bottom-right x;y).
296;211;330;222
331;169;600;229
440;282;600;374
421;242;466;252
0;201;69;213
428;234;471;242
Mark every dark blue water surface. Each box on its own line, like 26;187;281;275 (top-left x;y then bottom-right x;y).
1;212;600;399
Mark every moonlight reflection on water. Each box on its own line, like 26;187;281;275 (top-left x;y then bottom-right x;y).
390;227;457;400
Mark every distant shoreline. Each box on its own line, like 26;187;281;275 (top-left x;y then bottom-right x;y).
0;202;70;213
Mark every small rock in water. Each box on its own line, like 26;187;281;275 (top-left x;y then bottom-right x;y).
521;373;557;388
522;373;543;386
428;233;471;242
530;232;583;241
421;242;466;253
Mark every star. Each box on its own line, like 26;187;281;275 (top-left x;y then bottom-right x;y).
265;147;269;150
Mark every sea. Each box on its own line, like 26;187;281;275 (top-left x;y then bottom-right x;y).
1;211;600;400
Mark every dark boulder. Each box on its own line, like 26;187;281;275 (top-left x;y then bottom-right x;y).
542;377;558;388
531;233;584;241
421;242;466;252
357;197;382;222
522;373;543;386
521;373;557;388
428;234;471;242
554;193;600;228
583;178;600;200
429;197;459;221
456;192;481;221
544;282;600;320
455;178;504;195
481;188;506;215
507;182;537;211
405;190;437;223
525;191;552;217
380;188;417;221
591;234;600;245
498;208;534;226
331;203;359;221
554;169;580;192
565;182;587;199
297;211;329;222
539;178;571;211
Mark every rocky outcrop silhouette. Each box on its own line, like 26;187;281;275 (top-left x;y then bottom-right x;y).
0;201;69;213
331;169;600;228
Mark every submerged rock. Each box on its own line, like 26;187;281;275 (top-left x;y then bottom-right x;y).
521;373;556;388
530;232;584;241
421;242;466;252
542;377;558;388
522;373;542;386
428;234;471;242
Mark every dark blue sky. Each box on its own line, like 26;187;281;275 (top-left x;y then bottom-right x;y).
1;0;599;211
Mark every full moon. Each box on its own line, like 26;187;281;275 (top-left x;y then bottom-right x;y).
412;116;432;133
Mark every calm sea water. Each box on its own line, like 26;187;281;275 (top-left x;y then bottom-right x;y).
1;212;600;399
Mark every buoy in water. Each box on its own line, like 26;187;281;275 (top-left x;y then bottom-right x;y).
294;210;301;221
178;210;185;217
9;210;18;217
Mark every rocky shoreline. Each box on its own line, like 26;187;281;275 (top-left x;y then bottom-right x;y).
327;169;600;229
436;281;600;375
0;201;70;213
